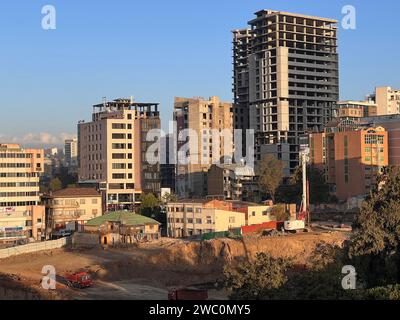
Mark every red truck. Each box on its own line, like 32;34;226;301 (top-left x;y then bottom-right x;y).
64;272;93;289
168;288;208;300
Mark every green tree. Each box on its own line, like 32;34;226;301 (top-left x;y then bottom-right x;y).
49;178;62;191
223;253;292;300
162;192;178;204
258;155;285;202
270;204;289;222
275;166;333;205
349;166;400;287
139;193;161;219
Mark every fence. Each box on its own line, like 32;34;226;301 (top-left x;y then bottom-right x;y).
0;237;70;259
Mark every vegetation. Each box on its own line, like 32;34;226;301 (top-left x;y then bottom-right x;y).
223;253;292;300
49;178;62;191
258;155;285;202
270;204;289;222
223;166;400;300
275;166;334;205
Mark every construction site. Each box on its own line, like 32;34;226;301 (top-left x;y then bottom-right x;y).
0;229;348;300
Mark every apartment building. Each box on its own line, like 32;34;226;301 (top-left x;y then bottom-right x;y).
174;96;234;198
310;122;388;201
374;86;400;115
42;187;102;235
0;144;45;243
233;10;339;175
166;199;275;238
78;98;161;211
207;164;259;202
65;138;78;167
336;100;377;120
361;115;400;166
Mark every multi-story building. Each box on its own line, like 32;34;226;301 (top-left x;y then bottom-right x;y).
78;98;161;211
166;199;275;238
309;122;388;201
374;86;400;115
233;10;339;175
42;187;102;235
207;164;259;202
358;114;400;166
0;144;45;243
174;96;234;198
65;138;78;167
160;134;176;192
336;100;377;120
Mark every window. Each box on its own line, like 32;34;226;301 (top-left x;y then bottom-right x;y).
112;173;125;179
92;209;98;216
196;219;202;224
229;217;236;223
92;199;98;204
80;199;86;205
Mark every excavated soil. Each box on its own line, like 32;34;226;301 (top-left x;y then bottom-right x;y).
0;232;348;300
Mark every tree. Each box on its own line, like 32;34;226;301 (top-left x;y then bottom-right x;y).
223;253;292;300
258;155;285;202
270;204;289;222
49;178;62;191
349;166;400;287
162;192;178;204
139;193;161;217
275;166;333;205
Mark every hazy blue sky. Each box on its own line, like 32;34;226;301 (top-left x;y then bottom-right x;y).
0;0;399;146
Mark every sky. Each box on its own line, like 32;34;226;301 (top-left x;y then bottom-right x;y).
0;0;399;147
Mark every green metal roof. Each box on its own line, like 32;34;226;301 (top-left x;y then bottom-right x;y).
85;211;161;227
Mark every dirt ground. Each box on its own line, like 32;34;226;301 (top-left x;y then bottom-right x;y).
0;232;348;300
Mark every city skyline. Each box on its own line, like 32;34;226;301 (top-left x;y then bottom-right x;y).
1;0;400;147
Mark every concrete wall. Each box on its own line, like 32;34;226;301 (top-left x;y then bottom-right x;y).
0;238;69;259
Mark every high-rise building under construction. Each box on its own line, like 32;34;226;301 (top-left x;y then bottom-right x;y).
233;10;339;175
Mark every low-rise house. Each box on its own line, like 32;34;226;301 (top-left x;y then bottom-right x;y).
166;199;291;238
84;211;161;245
42;187;102;235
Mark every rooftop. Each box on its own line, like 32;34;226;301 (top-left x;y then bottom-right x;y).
85;211;160;227
51;187;101;198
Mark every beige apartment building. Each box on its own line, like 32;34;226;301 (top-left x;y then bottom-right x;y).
42;187;102;234
233;10;339;175
78;98;161;212
375;86;400;115
166;199;275;238
207;163;259;202
0;144;45;243
336;100;377;120
174;96;234;198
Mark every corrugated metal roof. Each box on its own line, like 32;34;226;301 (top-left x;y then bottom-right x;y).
85;211;160;227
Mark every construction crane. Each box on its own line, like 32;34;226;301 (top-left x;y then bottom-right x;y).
284;147;311;233
298;147;310;224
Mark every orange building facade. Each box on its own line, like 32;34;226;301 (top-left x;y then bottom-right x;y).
310;124;388;201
